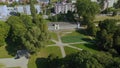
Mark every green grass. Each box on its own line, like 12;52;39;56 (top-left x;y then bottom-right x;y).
64;46;79;55
0;46;12;58
61;31;90;43
28;55;37;68
63;31;83;36
71;43;100;54
94;15;120;22
28;46;62;68
50;32;58;41
47;41;56;45
61;36;87;43
0;64;5;68
38;46;62;58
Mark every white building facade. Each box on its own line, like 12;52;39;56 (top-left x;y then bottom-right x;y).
55;3;75;14
15;5;41;15
0;5;41;18
0;5;8;18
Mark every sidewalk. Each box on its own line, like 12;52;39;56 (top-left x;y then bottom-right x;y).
0;57;28;68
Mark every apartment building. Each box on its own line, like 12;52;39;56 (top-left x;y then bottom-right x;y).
0;5;8;18
0;4;41;18
55;3;75;14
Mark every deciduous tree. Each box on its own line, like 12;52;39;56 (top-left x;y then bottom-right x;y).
0;21;10;46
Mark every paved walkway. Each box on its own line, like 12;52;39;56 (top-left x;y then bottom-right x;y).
0;57;28;68
49;31;83;58
48;22;86;30
56;32;66;57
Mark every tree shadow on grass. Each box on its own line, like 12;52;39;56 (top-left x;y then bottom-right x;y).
84;43;99;51
36;58;49;68
81;38;95;43
36;54;61;68
76;29;87;36
5;39;17;56
5;38;24;56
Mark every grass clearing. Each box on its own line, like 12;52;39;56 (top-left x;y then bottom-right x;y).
0;46;12;58
28;46;62;68
28;55;37;68
47;41;56;45
64;46;79;55
0;64;5;68
61;31;91;43
94;15;120;22
38;46;62;58
50;31;58;41
71;43;101;54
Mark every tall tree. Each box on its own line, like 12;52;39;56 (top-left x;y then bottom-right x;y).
76;0;100;24
113;26;120;54
20;15;34;29
23;0;50;53
86;22;97;36
30;0;39;24
63;50;103;68
6;16;27;49
21;16;50;53
22;26;42;52
0;21;10;46
96;19;117;50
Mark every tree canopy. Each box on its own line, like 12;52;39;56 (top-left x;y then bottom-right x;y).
114;0;120;9
6;16;27;49
95;19;120;55
0;21;10;46
76;0;100;24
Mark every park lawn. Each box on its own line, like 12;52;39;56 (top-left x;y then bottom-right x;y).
47;40;56;45
28;55;37;68
0;46;12;58
94;15;120;22
28;46;62;68
64;46;79;55
0;64;5;68
61;31;90;43
50;31;58;41
70;43;101;54
38;46;62;58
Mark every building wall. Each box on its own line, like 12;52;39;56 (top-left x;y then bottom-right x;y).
0;5;8;18
0;0;6;2
55;3;75;14
0;4;41;18
15;5;41;15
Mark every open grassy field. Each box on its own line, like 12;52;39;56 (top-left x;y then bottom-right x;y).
61;31;91;43
28;46;62;68
94;15;120;22
0;46;12;58
38;46;62;58
64;46;79;55
50;31;58;41
70;43;100;54
47;40;56;45
0;64;5;68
